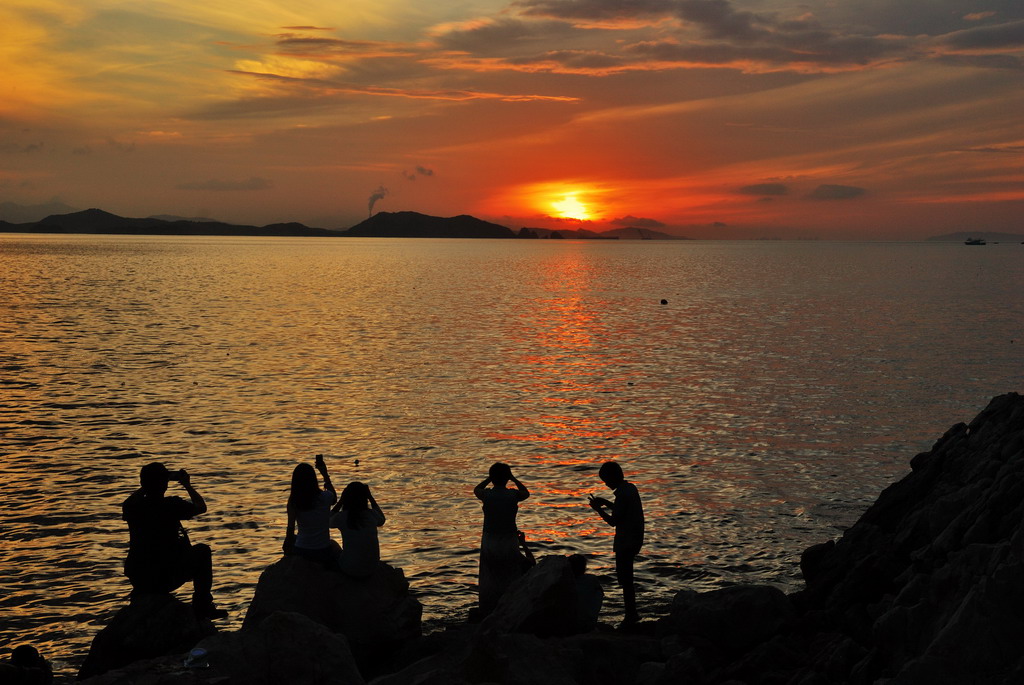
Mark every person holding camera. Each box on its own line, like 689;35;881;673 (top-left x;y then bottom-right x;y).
474;462;530;616
330;481;385;577
122;462;226;619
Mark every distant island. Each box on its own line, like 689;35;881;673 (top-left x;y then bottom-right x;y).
0;207;689;240
927;231;1024;243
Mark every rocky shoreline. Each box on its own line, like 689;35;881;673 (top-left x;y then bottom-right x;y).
8;392;1023;684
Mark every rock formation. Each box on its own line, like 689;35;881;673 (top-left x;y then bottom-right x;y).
79;611;363;685
77;594;216;680
480;556;578;637
243;556;422;670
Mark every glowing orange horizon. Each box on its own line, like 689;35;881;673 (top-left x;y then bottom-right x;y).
481;181;611;224
551;193;593;220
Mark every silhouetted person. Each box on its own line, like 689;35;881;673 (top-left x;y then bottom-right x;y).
0;645;52;685
330;481;386;577
284;454;340;569
589;460;644;626
474;462;530;615
568;554;604;632
122;462;226;619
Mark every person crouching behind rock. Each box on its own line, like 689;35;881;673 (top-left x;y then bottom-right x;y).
284;454;341;570
122;462;226;619
568;554;604;633
330;481;386;578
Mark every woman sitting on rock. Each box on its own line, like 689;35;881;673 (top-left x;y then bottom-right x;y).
284;454;340;569
330;481;386;578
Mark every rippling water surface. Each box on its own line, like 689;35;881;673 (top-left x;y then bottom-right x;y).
1;234;1021;674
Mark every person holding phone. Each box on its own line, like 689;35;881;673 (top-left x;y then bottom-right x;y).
284;454;340;569
588;461;644;627
122;462;226;619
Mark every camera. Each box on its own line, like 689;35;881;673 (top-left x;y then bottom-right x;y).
168;469;185;482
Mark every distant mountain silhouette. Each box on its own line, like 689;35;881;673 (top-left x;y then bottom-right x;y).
148;214;220;223
345;211;516;238
928;231;1024;243
601;226;688;240
0;205;691;240
2;208;343;237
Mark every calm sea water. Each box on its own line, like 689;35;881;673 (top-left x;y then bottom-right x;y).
1;234;1021;674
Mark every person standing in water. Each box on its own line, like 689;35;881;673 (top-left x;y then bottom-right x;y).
588;460;644;626
474;462;530;616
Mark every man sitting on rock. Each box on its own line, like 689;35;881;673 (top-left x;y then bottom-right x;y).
122;463;226;619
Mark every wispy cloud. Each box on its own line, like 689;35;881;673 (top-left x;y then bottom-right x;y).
808;184;866;200
738;183;788;195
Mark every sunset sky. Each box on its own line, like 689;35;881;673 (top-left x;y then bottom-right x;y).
2;0;1022;238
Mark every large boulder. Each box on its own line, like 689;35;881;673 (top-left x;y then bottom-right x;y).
461;632;580;685
80;611;363;685
243;556;421;662
373;624;664;685
665;585;796;657
480;556;577;637
77;593;216;680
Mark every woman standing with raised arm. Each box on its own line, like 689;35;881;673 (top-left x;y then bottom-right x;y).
284;454;340;569
474;462;530;616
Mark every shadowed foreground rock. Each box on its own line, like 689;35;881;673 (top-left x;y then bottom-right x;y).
480;556;577;637
77;594;215;680
80;611;363;685
785;391;1024;684
243;555;421;671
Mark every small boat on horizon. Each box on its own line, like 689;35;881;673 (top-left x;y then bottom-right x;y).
964;237;986;245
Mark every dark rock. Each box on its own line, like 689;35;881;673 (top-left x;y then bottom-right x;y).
560;632;664;685
77;594;216;680
462;632;579;685
799;541;834;584
480;556;577;637
666;585;795;656
654;648;707;685
80;611;363;685
196;611;364;685
243;555;421;669
790;392;1024;682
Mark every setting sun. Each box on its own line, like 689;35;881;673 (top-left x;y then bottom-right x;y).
551;193;593;221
